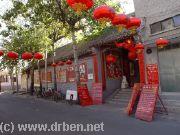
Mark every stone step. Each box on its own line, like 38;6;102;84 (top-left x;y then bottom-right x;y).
112;98;130;102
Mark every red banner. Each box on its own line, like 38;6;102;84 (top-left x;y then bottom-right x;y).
146;64;159;84
138;53;145;84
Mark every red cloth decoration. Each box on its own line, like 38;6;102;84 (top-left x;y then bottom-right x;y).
115;42;125;48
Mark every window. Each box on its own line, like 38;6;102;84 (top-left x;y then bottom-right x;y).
173;15;180;27
150;17;175;34
161;18;173;30
150;22;162;34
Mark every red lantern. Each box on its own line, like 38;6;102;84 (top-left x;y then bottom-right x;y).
115;42;125;48
34;52;43;60
0;50;4;56
155;38;169;49
126;17;141;34
106;54;117;64
66;0;93;14
51;63;57;67
58;61;65;66
123;39;134;50
135;43;144;54
93;5;115;27
128;51;137;60
66;59;72;65
7;51;18;59
112;14;128;32
22;52;33;60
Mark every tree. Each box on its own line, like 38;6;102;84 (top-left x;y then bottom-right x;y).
1;0;123;89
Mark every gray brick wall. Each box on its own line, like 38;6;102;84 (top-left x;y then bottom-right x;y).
134;0;180;43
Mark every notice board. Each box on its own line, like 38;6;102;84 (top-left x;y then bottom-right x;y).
135;85;158;122
89;83;103;105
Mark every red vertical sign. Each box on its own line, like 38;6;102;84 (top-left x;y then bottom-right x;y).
146;64;159;84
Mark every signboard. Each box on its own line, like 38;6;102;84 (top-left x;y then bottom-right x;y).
67;66;76;82
146;64;159;84
77;84;93;106
89;83;103;105
66;90;78;101
88;74;93;80
79;63;88;82
126;83;141;115
58;69;67;83
135;85;158;122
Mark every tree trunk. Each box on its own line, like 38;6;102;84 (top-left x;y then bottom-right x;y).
30;61;35;95
38;61;42;94
52;44;57;91
16;66;19;93
72;30;80;85
10;73;15;93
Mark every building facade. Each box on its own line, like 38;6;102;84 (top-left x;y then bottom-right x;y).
134;0;180;92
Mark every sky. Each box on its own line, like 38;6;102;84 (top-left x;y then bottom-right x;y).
0;0;135;46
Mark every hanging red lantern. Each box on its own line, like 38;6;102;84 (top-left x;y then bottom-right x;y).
66;59;72;65
128;51;137;60
126;17;141;34
155;38;169;49
112;14;128;32
135;43;144;54
128;47;136;52
106;54;117;64
51;63;57;67
58;61;65;66
93;5;115;27
123;39;134;50
115;42;125;48
34;52;43;60
7;51;18;59
22;52;33;60
0;50;4;56
66;0;94;14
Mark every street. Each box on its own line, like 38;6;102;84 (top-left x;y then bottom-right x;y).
0;92;179;135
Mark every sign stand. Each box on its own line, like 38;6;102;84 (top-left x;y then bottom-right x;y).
155;94;168;115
